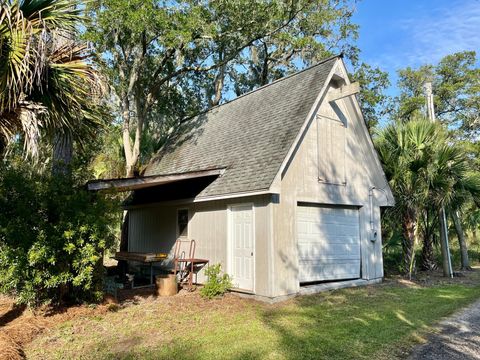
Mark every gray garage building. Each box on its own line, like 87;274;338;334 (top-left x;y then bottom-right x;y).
90;55;394;301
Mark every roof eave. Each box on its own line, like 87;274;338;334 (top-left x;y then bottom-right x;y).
87;168;226;192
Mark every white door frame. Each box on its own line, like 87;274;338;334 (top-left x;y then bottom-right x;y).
227;203;256;293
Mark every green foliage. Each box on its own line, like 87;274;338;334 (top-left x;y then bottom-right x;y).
376;118;479;274
85;0;360;174
382;51;480;274
394;51;480;139
352;62;392;131
0;162;120;306
200;263;232;299
89;125;126;179
225;0;359;94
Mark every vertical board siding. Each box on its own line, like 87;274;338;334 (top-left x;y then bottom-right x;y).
128;207;177;264
128;195;272;297
273;81;386;296
317;115;346;185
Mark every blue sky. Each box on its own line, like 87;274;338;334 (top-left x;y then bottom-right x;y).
352;0;480;96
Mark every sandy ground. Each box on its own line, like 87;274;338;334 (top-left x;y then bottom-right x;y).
408;299;480;359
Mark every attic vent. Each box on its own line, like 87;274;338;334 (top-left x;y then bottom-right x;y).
317;115;346;185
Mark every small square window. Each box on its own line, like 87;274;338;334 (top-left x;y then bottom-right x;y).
177;209;189;238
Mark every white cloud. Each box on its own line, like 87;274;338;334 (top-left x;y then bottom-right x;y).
380;0;480;71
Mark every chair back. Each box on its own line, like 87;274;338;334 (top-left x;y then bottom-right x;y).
174;238;196;260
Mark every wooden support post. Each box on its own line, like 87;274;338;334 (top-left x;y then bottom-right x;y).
439;208;454;277
425;81;453;278
327;82;360;102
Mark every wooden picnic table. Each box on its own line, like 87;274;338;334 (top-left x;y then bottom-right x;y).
113;251;168;287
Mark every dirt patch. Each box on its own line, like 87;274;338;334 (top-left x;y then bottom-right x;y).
0;296;108;360
0;287;257;360
383;267;480;288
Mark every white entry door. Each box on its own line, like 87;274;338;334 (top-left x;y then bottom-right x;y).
297;205;361;283
230;204;254;291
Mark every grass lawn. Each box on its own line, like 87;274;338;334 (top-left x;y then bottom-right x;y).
25;271;480;360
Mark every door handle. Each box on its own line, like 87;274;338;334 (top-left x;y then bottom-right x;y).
251;252;254;256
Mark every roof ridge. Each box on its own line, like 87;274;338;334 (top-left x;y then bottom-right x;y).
181;54;341;122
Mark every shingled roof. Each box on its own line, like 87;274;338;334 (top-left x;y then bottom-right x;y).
143;56;339;198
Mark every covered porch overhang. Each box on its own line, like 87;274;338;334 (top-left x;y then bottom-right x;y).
87;167;226;192
88;168;224;292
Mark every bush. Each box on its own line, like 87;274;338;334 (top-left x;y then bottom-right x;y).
0;162;120;306
200;264;232;299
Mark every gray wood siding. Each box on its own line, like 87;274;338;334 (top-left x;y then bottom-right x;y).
271;79;386;296
128;195;273;297
128;207;177;255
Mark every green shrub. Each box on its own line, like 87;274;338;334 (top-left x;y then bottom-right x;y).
0;162;120;306
200;263;232;299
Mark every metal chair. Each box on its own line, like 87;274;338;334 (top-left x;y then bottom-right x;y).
173;238;208;291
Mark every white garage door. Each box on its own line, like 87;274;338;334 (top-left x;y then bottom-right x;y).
297;205;361;283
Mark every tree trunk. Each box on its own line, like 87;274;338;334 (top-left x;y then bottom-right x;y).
52;132;73;175
52;131;73;304
130;94;144;175
402;209;416;279
0;135;6;157
439;208;453;277
121;96;135;177
210;50;225;107
260;42;269;86
119;211;129;252
122;89;144;178
118;211;129;279
211;67;225;107
452;210;471;270
421;233;437;271
420;209;437;270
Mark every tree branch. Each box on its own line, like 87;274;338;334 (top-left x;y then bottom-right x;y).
144;2;306;108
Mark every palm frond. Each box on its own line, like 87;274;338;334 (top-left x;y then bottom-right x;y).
0;0;105;156
20;0;82;32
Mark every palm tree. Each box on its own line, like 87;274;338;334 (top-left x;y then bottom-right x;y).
418;206;438;271
426;141;480;272
376;118;480;276
376;119;438;277
0;0;104;158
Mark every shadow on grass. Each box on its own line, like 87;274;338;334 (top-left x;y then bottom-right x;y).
259;293;384;360
100;341;265;360
27;281;480;360
257;285;478;360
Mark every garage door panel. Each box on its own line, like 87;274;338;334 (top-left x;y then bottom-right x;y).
302;226;359;238
299;260;361;281
298;244;360;259
298;240;360;253
299;233;360;244
315;212;355;222
299;232;357;243
297;205;361;283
